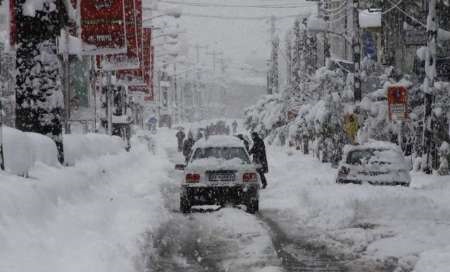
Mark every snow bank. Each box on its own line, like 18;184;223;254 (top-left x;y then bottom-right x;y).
3;127;35;176
63;133;125;166
3;126;126;174
0;130;172;272
26;132;60;167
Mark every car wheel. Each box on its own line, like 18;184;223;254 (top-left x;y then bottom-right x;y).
180;196;191;213
247;199;259;214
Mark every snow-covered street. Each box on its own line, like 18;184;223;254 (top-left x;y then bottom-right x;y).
261;147;450;272
2;127;450;271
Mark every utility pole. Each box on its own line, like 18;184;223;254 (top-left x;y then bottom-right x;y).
318;0;330;63
352;0;362;102
194;44;207;120
0;46;4;170
422;0;438;174
106;72;113;136
63;29;71;134
268;16;279;94
206;48;222;73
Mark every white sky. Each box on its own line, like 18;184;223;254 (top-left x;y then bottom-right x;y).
147;0;316;73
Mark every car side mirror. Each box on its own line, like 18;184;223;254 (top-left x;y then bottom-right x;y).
175;164;186;171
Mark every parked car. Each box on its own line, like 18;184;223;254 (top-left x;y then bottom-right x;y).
175;135;260;213
336;141;411;186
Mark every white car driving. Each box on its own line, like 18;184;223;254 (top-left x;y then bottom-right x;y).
176;135;260;213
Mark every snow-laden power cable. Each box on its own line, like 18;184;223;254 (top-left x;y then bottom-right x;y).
381;0;404;15
158;0;313;9
322;1;347;13
385;0;425;27
324;5;347;17
326;13;348;24
180;12;308;20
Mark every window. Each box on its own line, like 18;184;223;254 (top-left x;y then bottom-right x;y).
192;147;250;164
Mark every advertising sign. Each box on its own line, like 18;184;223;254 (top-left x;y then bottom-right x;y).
101;0;140;71
436;58;450;79
404;29;427;46
388;86;408;121
9;0;16;48
80;0;127;55
117;0;145;85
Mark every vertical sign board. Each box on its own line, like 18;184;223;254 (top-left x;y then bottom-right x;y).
101;0;140;71
80;0;127;55
117;0;145;85
142;28;152;97
9;0;16;48
388;86;408;121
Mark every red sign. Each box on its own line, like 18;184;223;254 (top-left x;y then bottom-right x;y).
101;0;140;70
9;0;16;48
388;86;408;121
80;0;127;55
117;0;146;87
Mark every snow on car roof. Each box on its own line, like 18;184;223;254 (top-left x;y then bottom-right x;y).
345;140;401;152
193;135;245;149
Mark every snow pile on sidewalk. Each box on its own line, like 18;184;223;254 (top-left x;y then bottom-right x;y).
3;127;126;174
262;147;450;271
63;133;125;166
0;131;172;272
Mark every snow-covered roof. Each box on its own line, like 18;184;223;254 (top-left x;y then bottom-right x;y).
359;9;381;29
193;135;245;149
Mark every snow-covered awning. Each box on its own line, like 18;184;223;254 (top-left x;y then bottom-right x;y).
359;9;381;30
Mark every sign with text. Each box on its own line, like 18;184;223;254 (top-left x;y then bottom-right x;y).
142;28;153;97
101;0;140;71
117;0;146;88
388;86;408;121
9;0;16;48
80;0;127;55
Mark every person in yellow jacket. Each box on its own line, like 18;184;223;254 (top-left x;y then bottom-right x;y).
345;114;359;144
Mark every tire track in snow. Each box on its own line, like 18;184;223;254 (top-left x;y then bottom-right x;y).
142;147;283;272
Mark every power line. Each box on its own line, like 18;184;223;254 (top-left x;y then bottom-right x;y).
180;12;309;20
158;0;314;9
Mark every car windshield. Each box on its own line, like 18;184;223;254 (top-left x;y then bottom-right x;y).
191;147;250;164
346;148;403;166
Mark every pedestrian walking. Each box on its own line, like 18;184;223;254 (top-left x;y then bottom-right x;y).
232;120;238;134
183;131;195;163
176;128;185;152
249;132;268;189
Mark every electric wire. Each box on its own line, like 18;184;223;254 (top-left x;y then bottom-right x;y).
158;0;314;9
180;12;309;20
322;1;347;13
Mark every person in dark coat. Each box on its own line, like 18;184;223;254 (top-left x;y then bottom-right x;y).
232;120;238;134
236;134;250;152
183;132;195;163
249;132;268;189
176;128;186;152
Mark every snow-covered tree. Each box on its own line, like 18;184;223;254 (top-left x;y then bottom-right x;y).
15;0;68;162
